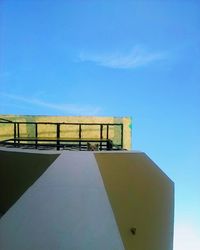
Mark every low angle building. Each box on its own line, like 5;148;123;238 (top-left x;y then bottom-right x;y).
0;115;174;250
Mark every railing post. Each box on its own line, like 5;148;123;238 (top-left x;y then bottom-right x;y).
121;124;123;149
79;124;82;150
35;123;38;149
17;123;20;145
106;125;109;139
14;123;16;146
56;123;60;150
100;124;103;151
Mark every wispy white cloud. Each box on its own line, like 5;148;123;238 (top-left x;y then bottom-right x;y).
0;93;101;116
79;46;166;69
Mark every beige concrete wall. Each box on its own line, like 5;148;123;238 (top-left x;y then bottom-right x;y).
0;115;132;149
95;152;174;250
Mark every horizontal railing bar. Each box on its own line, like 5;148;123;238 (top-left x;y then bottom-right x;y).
0;118;124;151
0;118;13;123
2;137;113;143
0;121;123;126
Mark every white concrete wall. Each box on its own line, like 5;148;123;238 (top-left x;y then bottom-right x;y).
0;152;124;250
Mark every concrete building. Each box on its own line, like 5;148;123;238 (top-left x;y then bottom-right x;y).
0;115;174;250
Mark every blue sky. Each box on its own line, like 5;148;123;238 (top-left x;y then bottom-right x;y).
1;0;200;248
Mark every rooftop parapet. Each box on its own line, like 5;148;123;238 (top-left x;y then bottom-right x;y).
0;115;132;151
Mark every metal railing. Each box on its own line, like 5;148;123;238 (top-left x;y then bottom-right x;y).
0;118;123;151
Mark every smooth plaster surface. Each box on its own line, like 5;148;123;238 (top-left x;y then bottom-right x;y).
0;149;174;250
0;149;58;214
0;151;124;250
95;152;174;250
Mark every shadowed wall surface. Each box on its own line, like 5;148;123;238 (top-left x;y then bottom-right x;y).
0;151;124;250
0;149;174;250
0;149;59;214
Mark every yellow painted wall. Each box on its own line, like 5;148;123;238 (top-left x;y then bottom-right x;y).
0;115;132;149
95;152;174;250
